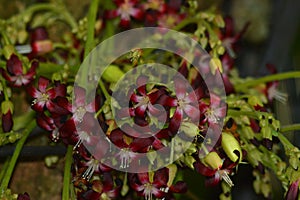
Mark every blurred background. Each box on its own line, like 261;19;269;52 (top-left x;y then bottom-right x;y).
0;0;299;199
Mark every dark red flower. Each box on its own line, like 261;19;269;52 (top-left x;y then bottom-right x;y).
0;54;37;87
79;173;121;199
70;86;97;123
105;0;144;28
162;75;200;132
130;168;168;199
28;76;66;112
194;155;236;187
130;75;165;119
109;128;156;168
129;167;187;200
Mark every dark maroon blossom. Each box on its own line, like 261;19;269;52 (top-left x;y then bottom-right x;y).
129;167;187;200
78;173;121;200
194;157;236;187
0;54;37;87
130;75;165;119
161;75;200;132
70;86;97;123
28;76;66;112
105;0;144;28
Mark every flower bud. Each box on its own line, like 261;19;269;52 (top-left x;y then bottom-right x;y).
102;65;124;83
3;45;15;60
221;132;242;163
203;151;223;170
285;180;299;200
31;40;53;55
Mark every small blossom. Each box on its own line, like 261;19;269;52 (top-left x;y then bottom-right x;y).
28;76;66;112
0;54;38;87
105;0;144;28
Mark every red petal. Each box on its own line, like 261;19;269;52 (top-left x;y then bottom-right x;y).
136;75;148;95
130;93;144;103
131;8;144;20
174;76;187;99
130;137;154;152
169;181;188;193
102;173;114;191
38;76;50;93
148;89;162;104
183;104;200;121
74;86;86;106
153;168;168;187
36;113;55;131
27;86;40;98
110;129;128;148
194;161;217;177
169;108;183;132
104;10;118;19
138;173;149;184
158;94;177;107
205;174;221;187
32;101;46;112
7;54;23;75
135;104;147;117
54;83;66;97
120;19;130;28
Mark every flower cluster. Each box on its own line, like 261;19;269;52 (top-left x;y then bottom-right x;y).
0;1;300;200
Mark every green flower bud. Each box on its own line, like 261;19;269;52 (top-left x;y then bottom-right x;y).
1;100;14;114
203;151;223;170
3;45;15;60
180;122;199;137
167;164;177;187
261;126;272;140
210;57;223;74
102;65;124;83
184;155;196;169
221;132;242;163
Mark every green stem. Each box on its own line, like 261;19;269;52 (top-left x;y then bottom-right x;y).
19;3;77;30
99;81;111;100
83;0;99;58
77;0;99;88
235;71;300;91
227;109;260;119
0;159;10;183
62;145;73;200
174;18;201;31
0;120;36;191
280;124;300;133
278;132;294;150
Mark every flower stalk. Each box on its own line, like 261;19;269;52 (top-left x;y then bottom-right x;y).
235;71;300;91
0;120;36;192
62;145;73;200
